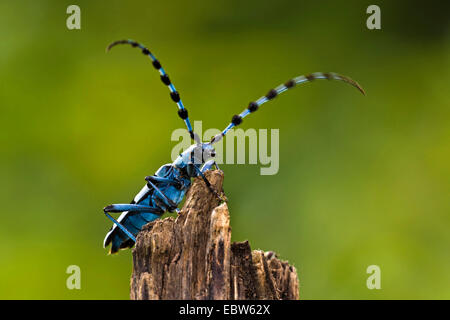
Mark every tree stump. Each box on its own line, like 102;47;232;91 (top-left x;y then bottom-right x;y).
130;170;299;300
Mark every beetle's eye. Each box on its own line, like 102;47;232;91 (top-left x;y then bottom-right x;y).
211;151;216;157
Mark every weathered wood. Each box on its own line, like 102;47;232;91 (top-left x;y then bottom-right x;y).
130;170;299;300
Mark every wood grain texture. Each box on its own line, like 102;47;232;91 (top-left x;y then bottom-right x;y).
130;170;299;300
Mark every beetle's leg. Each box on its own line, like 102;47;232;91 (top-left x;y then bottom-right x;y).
145;175;183;189
145;179;179;211
193;165;226;202
104;204;165;213
201;160;220;173
103;204;164;242
104;212;136;242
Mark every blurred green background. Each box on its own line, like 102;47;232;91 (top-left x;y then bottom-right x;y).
0;0;449;299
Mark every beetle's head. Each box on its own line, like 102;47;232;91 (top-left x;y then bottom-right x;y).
184;142;215;165
201;142;216;160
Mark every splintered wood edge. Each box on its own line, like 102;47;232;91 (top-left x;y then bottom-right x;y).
131;170;299;300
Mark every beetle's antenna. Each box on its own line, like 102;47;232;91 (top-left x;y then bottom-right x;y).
192;132;202;145
210;72;365;144
107;39;197;141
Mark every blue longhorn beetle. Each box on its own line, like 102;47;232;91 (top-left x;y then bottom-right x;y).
103;39;365;254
